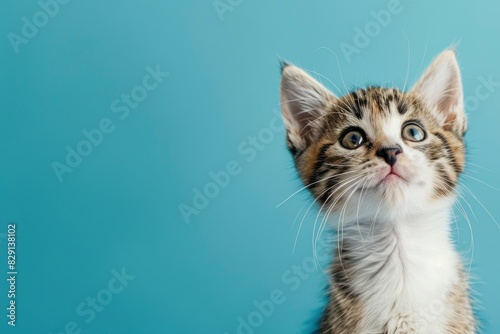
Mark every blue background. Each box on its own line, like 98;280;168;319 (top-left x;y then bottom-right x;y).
2;0;500;333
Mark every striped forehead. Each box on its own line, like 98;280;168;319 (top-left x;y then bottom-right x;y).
366;99;403;142
347;87;407;117
344;88;408;141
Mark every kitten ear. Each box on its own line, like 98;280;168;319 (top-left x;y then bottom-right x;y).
410;49;466;135
280;63;337;151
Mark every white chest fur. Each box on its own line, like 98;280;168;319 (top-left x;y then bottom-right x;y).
339;209;460;333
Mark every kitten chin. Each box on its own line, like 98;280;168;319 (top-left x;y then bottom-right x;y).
280;49;476;333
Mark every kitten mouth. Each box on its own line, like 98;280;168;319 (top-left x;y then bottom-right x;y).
385;171;402;179
367;169;407;190
381;167;406;183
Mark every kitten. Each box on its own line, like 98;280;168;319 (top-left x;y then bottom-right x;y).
279;50;476;333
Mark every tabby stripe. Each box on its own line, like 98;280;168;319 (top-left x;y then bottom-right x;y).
397;99;408;115
373;90;388;115
436;164;456;194
434;132;461;175
350;92;364;119
385;93;394;112
318;174;336;203
309;143;334;184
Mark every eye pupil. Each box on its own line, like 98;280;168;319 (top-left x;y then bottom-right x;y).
411;127;422;140
340;129;365;149
350;134;360;144
403;123;426;142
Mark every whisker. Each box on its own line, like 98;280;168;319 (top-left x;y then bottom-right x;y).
464;162;493;173
276;170;362;208
402;30;411;93
309;175;365;267
315;177;365;280
313;46;350;95
459;182;500;230
461;174;500;192
293;174;363;253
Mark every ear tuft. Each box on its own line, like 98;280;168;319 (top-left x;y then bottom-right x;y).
410;49;466;135
279;59;290;74
280;65;336;152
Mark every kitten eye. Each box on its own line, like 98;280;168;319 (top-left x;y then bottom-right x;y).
340;129;365;149
402;123;426;142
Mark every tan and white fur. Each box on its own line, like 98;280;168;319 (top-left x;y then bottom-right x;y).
279;50;476;333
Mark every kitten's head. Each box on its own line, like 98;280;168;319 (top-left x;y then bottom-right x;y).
280;50;466;220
